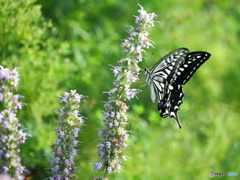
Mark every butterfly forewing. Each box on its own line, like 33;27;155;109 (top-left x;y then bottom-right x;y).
175;51;211;85
150;48;188;81
145;48;188;102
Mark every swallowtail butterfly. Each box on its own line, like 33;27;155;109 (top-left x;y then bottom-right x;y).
144;48;211;129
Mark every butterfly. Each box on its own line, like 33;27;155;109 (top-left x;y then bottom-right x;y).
144;48;211;128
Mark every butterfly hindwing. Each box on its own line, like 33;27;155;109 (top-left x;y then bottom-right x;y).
157;84;184;129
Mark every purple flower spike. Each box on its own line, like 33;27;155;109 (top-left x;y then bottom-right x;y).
0;66;28;179
48;90;86;179
93;4;157;175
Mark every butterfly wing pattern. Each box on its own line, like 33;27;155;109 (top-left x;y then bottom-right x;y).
145;48;211;129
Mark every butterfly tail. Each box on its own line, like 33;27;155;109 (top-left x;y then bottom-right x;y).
171;113;182;129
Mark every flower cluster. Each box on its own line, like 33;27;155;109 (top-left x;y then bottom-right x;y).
48;90;86;180
0;66;28;179
93;5;157;174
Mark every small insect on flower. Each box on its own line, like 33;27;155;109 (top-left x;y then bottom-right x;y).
144;48;211;128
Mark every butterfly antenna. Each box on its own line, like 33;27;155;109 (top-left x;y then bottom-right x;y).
142;52;154;69
142;60;148;68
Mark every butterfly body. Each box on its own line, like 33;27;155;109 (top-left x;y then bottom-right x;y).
145;48;211;128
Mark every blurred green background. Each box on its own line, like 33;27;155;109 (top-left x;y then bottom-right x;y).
1;0;240;179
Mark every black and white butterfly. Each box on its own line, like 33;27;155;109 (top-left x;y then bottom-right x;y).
144;48;211;129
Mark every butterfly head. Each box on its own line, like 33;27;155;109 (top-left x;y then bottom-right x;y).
144;67;150;72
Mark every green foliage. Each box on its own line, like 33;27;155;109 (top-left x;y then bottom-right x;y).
1;0;240;179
